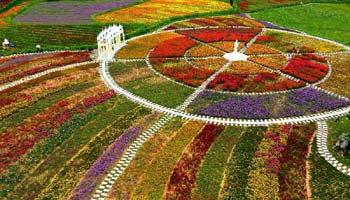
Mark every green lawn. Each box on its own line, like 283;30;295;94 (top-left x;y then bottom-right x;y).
251;3;350;46
327;116;350;166
309;141;350;199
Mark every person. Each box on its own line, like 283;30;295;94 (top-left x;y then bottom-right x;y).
2;38;9;49
36;44;41;51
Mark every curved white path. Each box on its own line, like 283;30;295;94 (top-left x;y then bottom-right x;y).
100;60;350;126
93;22;350;199
0;61;97;92
316;121;350;176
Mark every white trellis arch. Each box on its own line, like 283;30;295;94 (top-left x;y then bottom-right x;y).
97;25;125;61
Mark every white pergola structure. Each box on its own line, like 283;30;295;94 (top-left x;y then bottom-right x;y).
97;25;125;61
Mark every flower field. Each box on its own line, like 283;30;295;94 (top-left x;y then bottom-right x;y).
257;30;346;53
0;1;28;26
1;4;350;200
95;0;232;24
13;0;138;24
0;51;92;84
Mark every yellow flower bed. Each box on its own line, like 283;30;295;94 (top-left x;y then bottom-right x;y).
115;32;181;59
245;44;280;55
186;44;224;57
0;66;98;119
225;61;269;74
189;58;227;70
249;55;287;70
266;30;346;53
319;53;350;98
95;0;232;24
210;41;244;52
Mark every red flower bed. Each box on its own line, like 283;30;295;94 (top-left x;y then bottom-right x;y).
0;52;86;73
177;28;260;43
208;72;248;91
163;25;177;31
0;53;91;84
279;124;316;199
162;66;214;87
165;124;224;199
287;46;316;53
253;72;279;83
0;90;116;173
257;35;276;42
188;18;219;26
281;55;329;83
282;54;329;83
264;79;306;91
295;53;327;62
150;36;197;58
210;17;246;26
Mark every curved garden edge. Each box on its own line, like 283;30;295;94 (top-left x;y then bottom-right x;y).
316;121;350;176
0;58;97;92
100;60;350;126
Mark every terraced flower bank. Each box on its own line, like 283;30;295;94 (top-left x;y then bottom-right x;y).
245;125;291;199
0;51;92;84
0;25;103;56
165;124;224;199
164;15;264;30
95;0;232;24
69;113;160;200
36;107;150;200
13;0;138;24
0;88;116;173
191;126;243;199
219;127;265;199
2;12;350;200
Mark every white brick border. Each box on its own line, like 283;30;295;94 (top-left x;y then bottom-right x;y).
92;114;173;199
0;61;97;92
100;61;350;126
316;121;350;176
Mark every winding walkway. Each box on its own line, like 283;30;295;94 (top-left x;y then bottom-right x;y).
316;121;350;176
0;50;96;92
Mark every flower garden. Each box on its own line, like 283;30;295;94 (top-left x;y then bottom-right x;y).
1;1;350;200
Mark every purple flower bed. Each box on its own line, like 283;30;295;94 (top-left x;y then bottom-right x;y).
0;55;33;69
284;88;349;114
195;88;350;119
199;96;272;119
13;0;137;24
69;114;157;200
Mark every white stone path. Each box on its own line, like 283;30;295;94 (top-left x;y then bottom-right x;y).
0;50;97;92
316;121;350;176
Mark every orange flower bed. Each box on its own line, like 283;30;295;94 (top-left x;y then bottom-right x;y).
225;61;270;74
186;44;224;57
210;41;244;52
189;58;227;70
249;55;287;70
245;44;281;55
0;1;28;26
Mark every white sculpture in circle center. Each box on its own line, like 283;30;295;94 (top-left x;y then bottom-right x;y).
97;25;126;61
223;40;248;62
